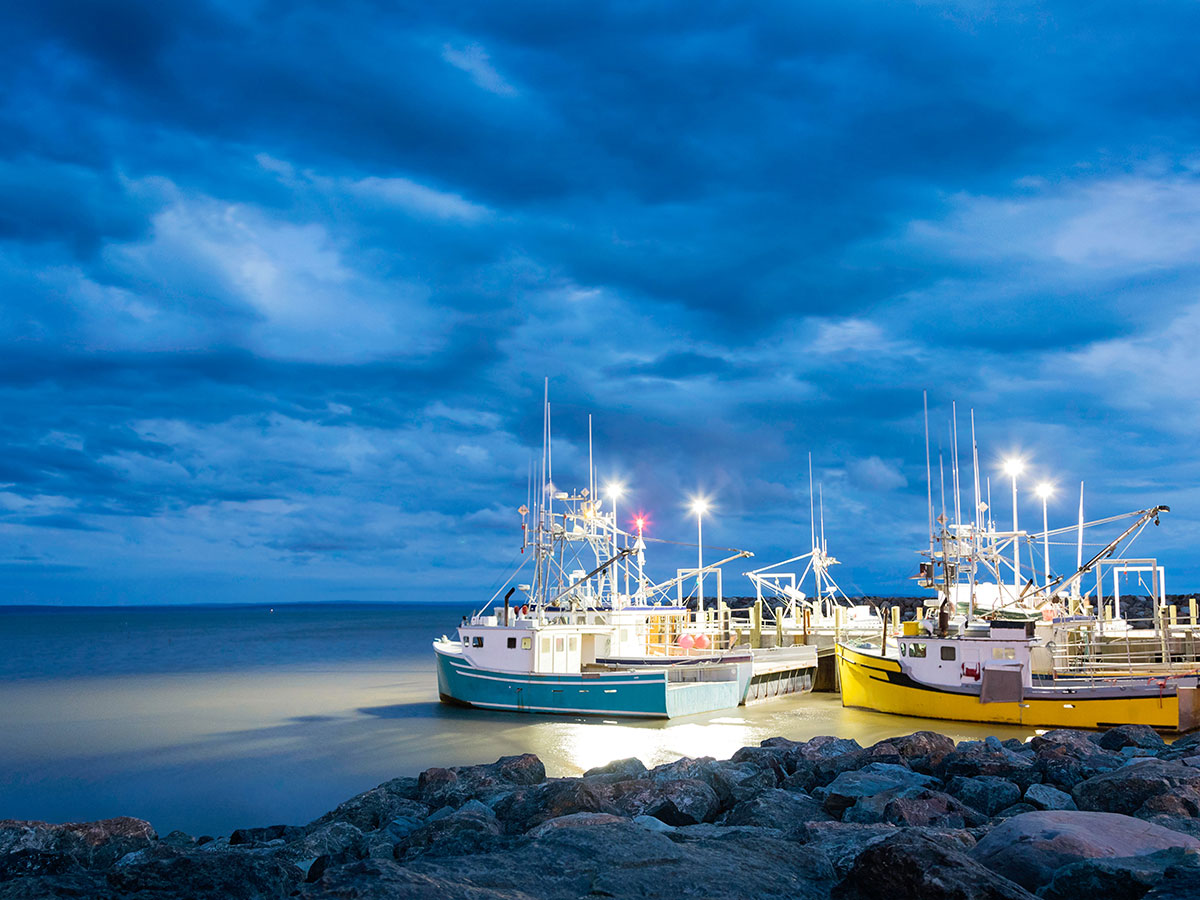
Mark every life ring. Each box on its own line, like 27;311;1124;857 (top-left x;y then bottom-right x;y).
961;663;981;681
521;605;529;617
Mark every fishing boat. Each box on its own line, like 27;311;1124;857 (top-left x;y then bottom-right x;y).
434;392;816;718
837;401;1200;731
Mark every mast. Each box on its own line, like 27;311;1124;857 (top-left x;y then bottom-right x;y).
968;410;981;621
808;453;820;602
1075;482;1085;602
924;392;934;562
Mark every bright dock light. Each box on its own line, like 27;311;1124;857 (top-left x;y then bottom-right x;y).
1003;458;1024;478
690;496;709;516
1036;482;1055;499
606;482;624;500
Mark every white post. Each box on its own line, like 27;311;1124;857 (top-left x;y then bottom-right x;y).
1042;493;1050;587
1011;473;1020;592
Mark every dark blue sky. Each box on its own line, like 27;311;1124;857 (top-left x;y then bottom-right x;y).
2;0;1198;604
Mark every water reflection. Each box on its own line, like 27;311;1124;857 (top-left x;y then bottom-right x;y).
0;660;1036;836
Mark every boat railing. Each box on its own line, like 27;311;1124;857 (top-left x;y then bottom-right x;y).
1046;617;1200;684
666;665;739;684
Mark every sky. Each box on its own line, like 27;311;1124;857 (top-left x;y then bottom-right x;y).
2;0;1199;605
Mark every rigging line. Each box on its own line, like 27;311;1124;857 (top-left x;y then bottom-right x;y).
481;553;532;609
638;535;748;553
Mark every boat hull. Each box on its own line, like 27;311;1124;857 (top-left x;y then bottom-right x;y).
836;642;1192;731
435;644;744;719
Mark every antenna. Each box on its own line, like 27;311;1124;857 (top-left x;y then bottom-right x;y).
924;392;934;558
808;452;816;552
939;453;947;534
951;402;962;535
1075;481;1085;600
588;414;594;503
819;482;827;554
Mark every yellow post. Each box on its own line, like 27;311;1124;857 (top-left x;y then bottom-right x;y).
1170;605;1178;628
1191;598;1198;629
891;605;900;634
751;600;762;649
775;606;784;647
1104;604;1112;623
835;605;843;646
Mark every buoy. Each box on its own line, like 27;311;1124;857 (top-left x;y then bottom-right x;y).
693;634;710;650
678;634;695;650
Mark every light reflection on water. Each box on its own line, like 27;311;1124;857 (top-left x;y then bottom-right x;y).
0;605;1036;837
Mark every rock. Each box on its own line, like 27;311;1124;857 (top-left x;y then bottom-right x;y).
305;777;425;833
160;830;196;849
873;731;956;774
0;817;157;872
994;802;1037;819
768;736;867;791
229;824;303;846
401;804;505;859
729;745;789;780
937;740;1041;790
492;779;620;834
608;777;721;826
701;759;780;808
526;812;628;838
1141;815;1200;839
844;787;988;828
1030;729;1125;790
833;830;1035;900
794;821;899;876
415;754;545;809
1072;759;1200;816
382;815;423;841
106;851;302;899
0;871;111;899
722;789;832;829
1136;785;1200;818
581;757;647;781
277;821;365;865
367;820;835;900
947;776;1023;816
1038;847;1200;900
632;815;676;833
1145;860;1200;898
971;810;1200;891
814;763;939;817
1025;783;1077;811
1099;725;1168;752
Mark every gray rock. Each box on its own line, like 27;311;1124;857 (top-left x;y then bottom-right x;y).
833;830;1034;900
382;815;422;841
1099;724;1168;752
1038;847;1200;900
947;776;1024;817
526;812;628;837
415;754;545;809
304;777;424;833
814;763;939;817
874;731;956;774
632;814;675;833
1024;782;1077;811
608;777;721;826
937;740;1041;789
580;757;647;784
722;788;832;829
492;778;621;834
844;787;988;828
971;810;1200;891
0;817;157;874
106;850;303;900
1073;759;1200;815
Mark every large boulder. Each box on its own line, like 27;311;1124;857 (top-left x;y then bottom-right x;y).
581;758;647;782
608;777;720;826
722;789;832;829
768;736;867;791
873;732;956;774
794;820;977;878
946;776;1023;817
833;830;1035;900
305;777;425;833
844;787;988;828
400;803;504;859
1072;759;1200;816
491;779;621;834
1038;848;1200;900
1024;783;1077;812
0;817;157;874
937;738;1041;790
415;754;545;809
971;810;1200;891
1099;725;1168;752
1030;730;1124;790
106;851;302;899
814;763;939;817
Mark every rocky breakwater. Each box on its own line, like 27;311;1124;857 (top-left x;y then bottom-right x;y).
7;725;1200;899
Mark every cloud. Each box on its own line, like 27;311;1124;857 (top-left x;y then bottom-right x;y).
441;42;517;96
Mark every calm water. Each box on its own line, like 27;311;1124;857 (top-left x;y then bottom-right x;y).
0;604;1035;836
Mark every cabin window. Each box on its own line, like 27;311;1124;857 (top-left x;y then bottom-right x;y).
462;635;469;645
541;638;550;653
909;643;927;658
555;638;564;652
507;637;517;649
941;646;956;661
472;637;484;648
1004;647;1016;660
569;637;578;652
992;647;1016;660
521;637;532;650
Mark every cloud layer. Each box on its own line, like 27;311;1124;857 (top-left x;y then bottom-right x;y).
2;1;1198;603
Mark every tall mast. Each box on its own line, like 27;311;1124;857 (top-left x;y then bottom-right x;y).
969;410;981;620
924;392;934;561
809;453;819;602
952;403;962;538
1075;481;1085;601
